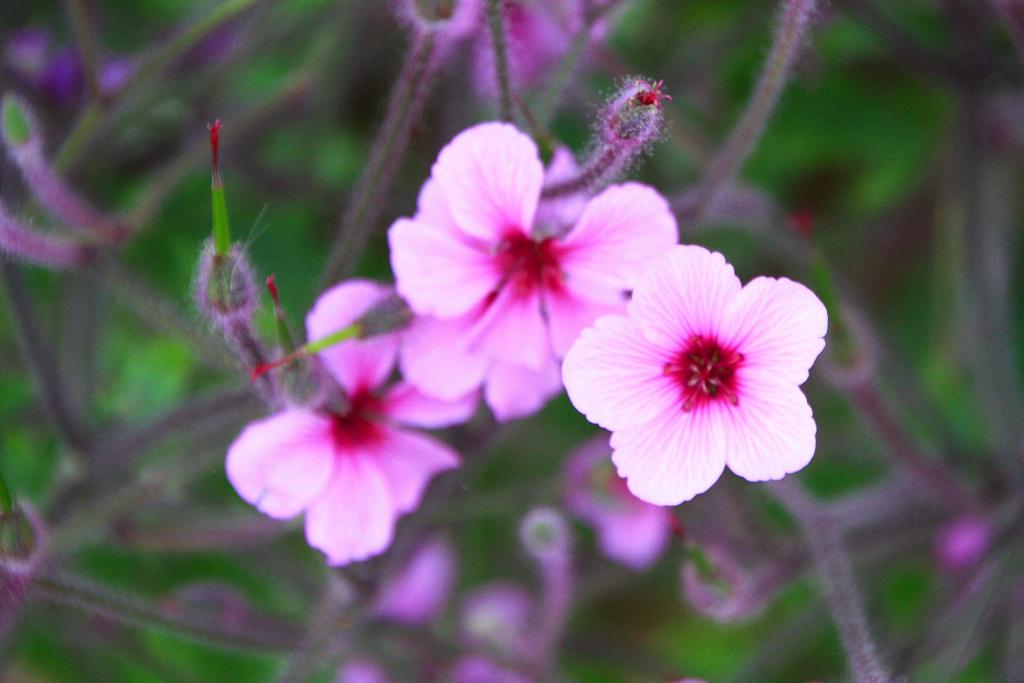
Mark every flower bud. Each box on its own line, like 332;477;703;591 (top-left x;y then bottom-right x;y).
598;77;667;150
519;507;570;564
373;534;457;625
934;515;992;572
196;241;259;326
354;292;413;339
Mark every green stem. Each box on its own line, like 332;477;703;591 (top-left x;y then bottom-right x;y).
304;324;360;354
211;182;231;256
67;0;103;101
486;0;514;122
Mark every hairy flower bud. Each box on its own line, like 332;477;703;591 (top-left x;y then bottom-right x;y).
397;0;479;40
541;76;668;200
681;544;780;623
354;292;413;339
196;241;258;326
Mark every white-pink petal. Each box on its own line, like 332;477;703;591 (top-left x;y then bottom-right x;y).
610;406;728;506
722;376;817;482
399;313;490;401
226;409;335;519
544;283;624;358
304;450;396;565
560;182;678;297
484;357;563;421
431;122;543;242
384;382;478;429
722;276;828;386
562;315;680;431
628;245;742;350
306;280;398;394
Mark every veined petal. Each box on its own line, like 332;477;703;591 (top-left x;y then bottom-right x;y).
544;282;624;358
722;276;827;386
432;122;543;241
610;406;727;506
384;381;478;429
484;357;563;421
628;245;742;350
372;427;461;513
399;313;490;401
465;285;550;370
562;315;680;431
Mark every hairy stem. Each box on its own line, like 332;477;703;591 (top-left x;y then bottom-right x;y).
34;572;301;651
771;479;892;683
682;0;817;221
320;32;437;284
0;257;90;453
66;0;103;101
486;0;515;122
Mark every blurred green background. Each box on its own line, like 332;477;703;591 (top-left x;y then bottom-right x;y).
1;0;1022;681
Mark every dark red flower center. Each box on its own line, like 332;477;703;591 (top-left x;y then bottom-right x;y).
664;335;744;411
329;390;386;449
494;232;565;298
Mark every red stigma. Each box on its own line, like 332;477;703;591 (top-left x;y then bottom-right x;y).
265;274;281;308
664;335;744;411
208;118;222;183
635;80;671;108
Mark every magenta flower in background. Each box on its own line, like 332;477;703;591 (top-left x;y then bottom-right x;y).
390;122;678;420
934;515;992;572
450;655;533;683
336;659;391;683
373;534;458;624
474;0;598;97
565;435;671;570
562;245;827;505
226;280;475;566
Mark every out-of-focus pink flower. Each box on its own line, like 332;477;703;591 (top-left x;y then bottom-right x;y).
565;434;671;570
336;659;391;683
373;534;458;624
390;122;677;421
396;0;482;43
450;655;533;683
474;0;600;97
461;582;533;659
563;245;827;505
227;280;476;566
935;515;992;571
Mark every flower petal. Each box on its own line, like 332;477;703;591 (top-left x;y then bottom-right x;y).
722;377;817;482
432;122;543;241
561;315;680;431
544;283;624;358
560;182;678;298
389;217;499;318
628;245;742;350
721;276;828;386
306;280;397;394
304;450;396;565
384;381;478;429
373;535;457;625
484;357;563;421
399;313;490;401
610;406;727;506
372;428;461;513
226;410;335;519
466;285;550;370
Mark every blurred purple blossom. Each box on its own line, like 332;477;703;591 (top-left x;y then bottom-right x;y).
449;655;533;683
373;534;458;624
461;582;533;658
934;515;993;572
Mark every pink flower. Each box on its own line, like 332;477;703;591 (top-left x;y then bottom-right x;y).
935;515;992;572
565;435;671;570
389;122;678;420
450;656;533;683
373;534;457;624
562;245;827;505
336;659;391;683
226;280;475;566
